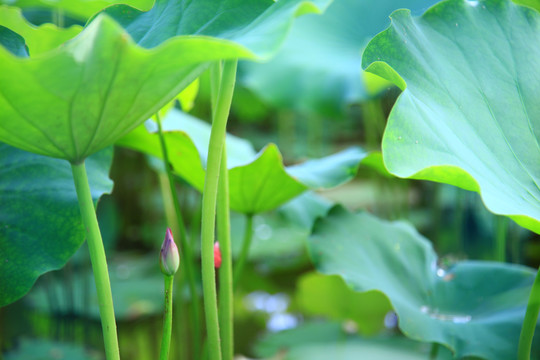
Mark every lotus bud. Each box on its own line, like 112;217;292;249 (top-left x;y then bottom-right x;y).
160;228;179;276
214;242;222;269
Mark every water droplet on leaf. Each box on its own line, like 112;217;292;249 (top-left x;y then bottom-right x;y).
420;305;472;323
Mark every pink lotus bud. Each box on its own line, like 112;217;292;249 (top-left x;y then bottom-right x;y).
214;242;222;269
160;228;179;276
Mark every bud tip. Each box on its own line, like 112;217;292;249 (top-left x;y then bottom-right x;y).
214;242;222;269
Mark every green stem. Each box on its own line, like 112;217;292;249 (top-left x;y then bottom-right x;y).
211;61;234;360
453;189;466;254
510;222;522;264
429;343;439;360
495;216;508;262
159;275;174;360
518;269;540;360
158;172;187;360
156;112;201;359
200;59;237;360
277;111;295;157
70;161;120;360
218;147;234;360
307;114;324;157
52;8;64;28
362;98;386;150
233;214;254;286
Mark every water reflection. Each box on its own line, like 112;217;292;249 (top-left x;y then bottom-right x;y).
243;291;298;332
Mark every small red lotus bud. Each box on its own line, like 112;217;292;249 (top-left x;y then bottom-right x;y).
160;228;179;276
214;242;222;269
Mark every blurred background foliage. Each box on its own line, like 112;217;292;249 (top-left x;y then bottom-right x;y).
1;0;539;358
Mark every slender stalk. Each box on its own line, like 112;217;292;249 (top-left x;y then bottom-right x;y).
211;59;234;360
429;343;439;360
453;189;466;254
361;98;385;150
159;275;174;360
430;183;443;246
158;172;187;360
233;214;254;286
70;161;120;360
495;216;508;262
510;222;522;264
217;147;234;360
173;293;189;360
156;112;201;359
53;8;64;28
277;111;295;156
518;269;540;360
200;59;237;360
306;114;324;157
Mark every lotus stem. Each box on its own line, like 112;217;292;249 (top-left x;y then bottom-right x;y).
495;216;508;262
233;214;254;286
218;147;234;360
518;268;540;360
71;161;120;360
200;59;237;360
159;275;175;360
156;112;201;358
429;343;439;359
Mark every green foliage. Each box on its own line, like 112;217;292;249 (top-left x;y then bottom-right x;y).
308;206;539;359
513;0;540;11
0;144;113;307
228;192;333;272
118;109;378;214
26;256;166;320
7;0;153;21
295;273;392;335
228;144;307;214
255;321;454;360
0;15;220;162
240;0;439;117
0;5;82;54
4;338;101;360
0;0;329;163
0;25;28;56
100;0;332;57
362;0;540;233
1;0;538;358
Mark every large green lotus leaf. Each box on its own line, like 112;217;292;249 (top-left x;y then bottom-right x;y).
7;0;153;21
100;0;332;58
229;145;376;213
240;0;438;117
295;272;392;335
308;206;539;359
1;0;329;163
362;0;540;234
255;321;454;360
0;143;113;307
118;109;374;214
228;144;308;214
0;5;82;55
0;15;251;162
